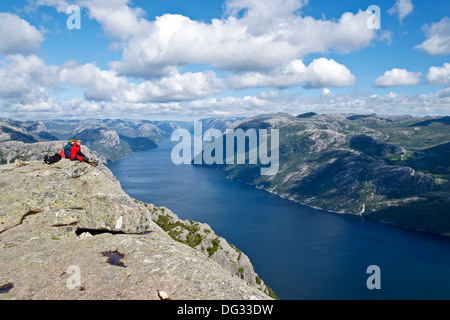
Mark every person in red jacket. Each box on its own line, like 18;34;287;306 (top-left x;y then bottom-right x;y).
70;139;99;166
60;138;75;159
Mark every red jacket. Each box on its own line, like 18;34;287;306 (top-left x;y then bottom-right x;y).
60;142;75;159
70;144;84;162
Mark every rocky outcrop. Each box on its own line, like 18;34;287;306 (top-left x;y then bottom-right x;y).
0;160;272;300
350;134;406;157
146;204;270;295
0;140;92;165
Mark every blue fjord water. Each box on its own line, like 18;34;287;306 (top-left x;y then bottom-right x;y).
108;140;450;300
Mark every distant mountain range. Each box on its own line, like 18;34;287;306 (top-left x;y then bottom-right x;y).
195;113;450;236
0;118;192;164
1;114;449;236
0;117;247;164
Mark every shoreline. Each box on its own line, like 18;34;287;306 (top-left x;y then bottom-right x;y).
225;173;450;239
107;145;450;239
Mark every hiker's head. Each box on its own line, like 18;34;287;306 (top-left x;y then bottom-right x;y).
70;138;75;143
76;139;82;145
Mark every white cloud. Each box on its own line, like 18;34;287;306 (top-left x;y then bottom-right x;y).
416;17;450;56
0;54;226;107
2;82;449;120
321;88;332;97
374;68;421;87
117;71;226;103
35;0;70;13
79;0;150;41
388;0;414;22
29;0;378;97
4;0;446;121
224;0;308;34
0;55;55;102
229;58;355;89
0;13;44;55
302;58;356;88
225;0;308;18
71;0;378;79
426;63;450;85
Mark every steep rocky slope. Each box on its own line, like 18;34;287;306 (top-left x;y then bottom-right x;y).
196;113;450;235
146;204;270;294
0;159;272;300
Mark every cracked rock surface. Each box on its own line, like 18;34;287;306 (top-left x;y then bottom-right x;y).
0;160;271;300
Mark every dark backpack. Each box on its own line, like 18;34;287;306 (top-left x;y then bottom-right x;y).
64;142;73;158
44;154;62;165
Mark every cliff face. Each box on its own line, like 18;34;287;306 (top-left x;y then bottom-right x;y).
146;204;270;294
0;159;272;300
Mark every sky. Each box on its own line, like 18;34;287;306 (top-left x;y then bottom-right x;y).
0;0;449;121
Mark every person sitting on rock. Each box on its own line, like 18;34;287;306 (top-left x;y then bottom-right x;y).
70;139;99;166
60;138;75;159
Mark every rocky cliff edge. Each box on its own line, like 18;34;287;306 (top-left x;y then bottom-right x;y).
0;159;272;300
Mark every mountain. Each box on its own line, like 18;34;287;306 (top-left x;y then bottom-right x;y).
0;156;272;300
195;113;450;236
200;117;246;135
0;119;192;164
0;121;39;144
42;119;192;163
3;114;448;236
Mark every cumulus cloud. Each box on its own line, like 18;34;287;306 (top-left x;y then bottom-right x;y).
6;0;444;121
0;54;226;106
0;55;55;102
59;89;450;119
388;0;414;22
28;0;378;98
302;58;356;88
426;63;450;85
229;58;355;89
68;0;378;79
2;79;449;120
34;0;70;13
374;68;421;87
416;17;450;56
0;13;44;55
224;0;308;34
79;0;150;41
225;0;308;18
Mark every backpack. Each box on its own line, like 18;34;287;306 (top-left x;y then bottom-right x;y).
44;153;62;165
64;142;73;158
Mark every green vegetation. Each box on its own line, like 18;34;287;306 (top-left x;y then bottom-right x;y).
207;238;221;257
368;195;450;236
155;214;205;248
265;286;280;300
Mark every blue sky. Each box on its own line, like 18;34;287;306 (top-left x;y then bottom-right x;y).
0;0;449;120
